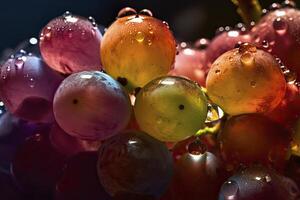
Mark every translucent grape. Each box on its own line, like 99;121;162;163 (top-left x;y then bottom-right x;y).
101;10;176;91
134;76;208;142
206;44;286;115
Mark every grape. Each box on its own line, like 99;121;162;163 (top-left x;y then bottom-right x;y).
206;43;286;115
39;12;102;74
265;84;300;130
134;76;208;142
0;55;64;123
97;130;173;198
168;47;207;86
165;151;228;200
0;172;23;200
53;71;131;140
219;114;290;171
49;123;101;157
206;30;252;66
55;152;111;200
0;112;50;173
11;133;66;195
219;165;299;200
101;8;176;91
251;7;300;78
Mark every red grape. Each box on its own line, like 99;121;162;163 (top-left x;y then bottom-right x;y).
40;12;102;74
219;114;291;171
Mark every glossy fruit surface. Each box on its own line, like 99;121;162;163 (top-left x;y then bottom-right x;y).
134;76;207;142
101;9;176;90
53;71;131;140
206;43;286;115
40;12;102;74
97;130;173;198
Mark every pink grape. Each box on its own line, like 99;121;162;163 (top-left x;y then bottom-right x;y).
53;71;131;140
39;12;102;74
0;55;64;123
169;48;207;86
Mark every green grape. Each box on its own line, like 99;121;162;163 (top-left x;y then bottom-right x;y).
134;76;208;142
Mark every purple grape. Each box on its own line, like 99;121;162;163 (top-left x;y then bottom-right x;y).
53;71;131;140
0;111;50;173
219;165;300;200
97;130;173;198
0;55;64;123
39;12;102;74
55;152;112;200
11;133;66;196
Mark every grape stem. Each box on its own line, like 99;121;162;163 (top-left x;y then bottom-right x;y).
196;122;221;136
231;0;262;26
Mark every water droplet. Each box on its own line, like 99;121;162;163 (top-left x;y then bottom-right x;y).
282;0;296;8
180;42;188;49
224;26;231;32
80;31;90;41
162;21;170;29
44;26;52;39
139;9;153;17
215;69;221;74
262;40;269;48
239;43;257;53
284;69;297;84
250;81;256;87
63;11;72;18
269;3;281;10
220;180;239;200
64;28;73;38
188;139;206;155
15;59;25;69
194;38;210;50
29;77;35;88
262;9;269;16
235;23;247;32
273;17;288;35
240;52;255;66
135;32;145;43
88;16;97;27
147;39;152;46
250;21;256;27
118;7;137;18
265;175;272;182
216;27;225;35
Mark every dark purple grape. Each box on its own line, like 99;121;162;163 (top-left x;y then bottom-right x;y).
40;12;102;74
11;133;66;196
0;112;50;173
53;71;131;140
0;55;64;123
0;172;23;200
55;152;111;200
219;165;300;200
97;130;173;198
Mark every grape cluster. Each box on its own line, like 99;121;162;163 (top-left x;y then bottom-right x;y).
1;2;300;200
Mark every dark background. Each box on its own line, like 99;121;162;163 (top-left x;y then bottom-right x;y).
0;0;297;53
